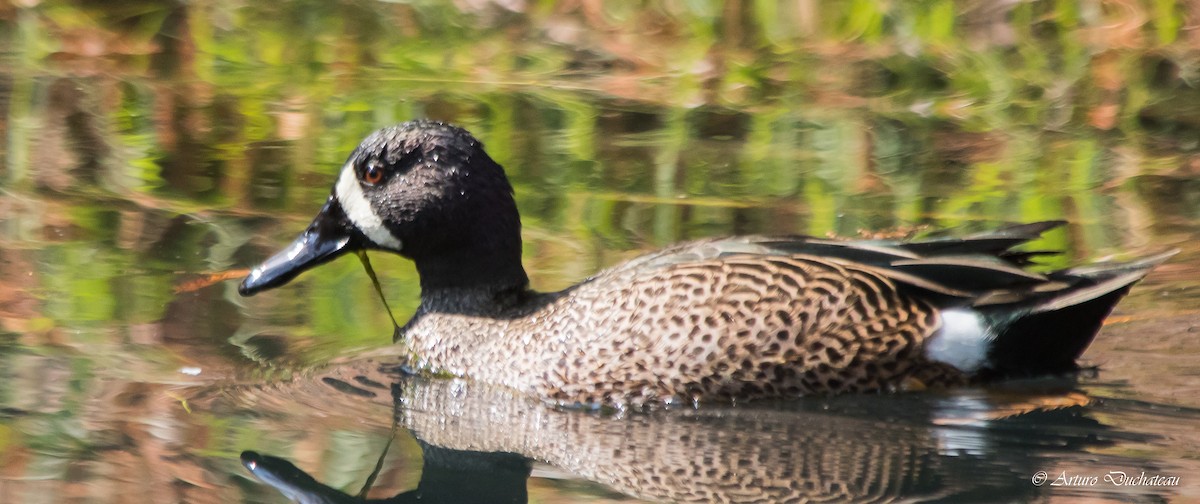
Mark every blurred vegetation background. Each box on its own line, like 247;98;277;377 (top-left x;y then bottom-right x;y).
2;1;1200;502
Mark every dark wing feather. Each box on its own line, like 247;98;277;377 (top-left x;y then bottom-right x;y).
896;221;1066;256
596;221;1081;306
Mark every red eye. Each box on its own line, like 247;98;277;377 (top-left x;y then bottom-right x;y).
363;165;383;185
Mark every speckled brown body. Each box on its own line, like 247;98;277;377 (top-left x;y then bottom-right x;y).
403;239;965;407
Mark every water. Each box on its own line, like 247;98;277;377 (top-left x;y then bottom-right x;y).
2;1;1200;502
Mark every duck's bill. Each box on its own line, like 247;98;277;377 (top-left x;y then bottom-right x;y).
238;199;360;297
241;451;350;503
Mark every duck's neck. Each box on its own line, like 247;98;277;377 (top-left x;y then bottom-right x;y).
405;158;532;314
414;245;528;289
410;217;531;315
416;284;534;319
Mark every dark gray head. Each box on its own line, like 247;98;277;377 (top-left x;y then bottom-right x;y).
239;120;527;296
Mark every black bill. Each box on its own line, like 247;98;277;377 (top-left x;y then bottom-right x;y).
239;198;361;296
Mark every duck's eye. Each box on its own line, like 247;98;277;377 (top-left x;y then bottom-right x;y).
363;164;384;185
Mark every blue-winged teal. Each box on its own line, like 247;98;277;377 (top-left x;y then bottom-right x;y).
239;120;1173;408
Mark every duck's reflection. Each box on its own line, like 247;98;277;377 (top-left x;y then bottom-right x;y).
239;362;1132;503
243;443;531;504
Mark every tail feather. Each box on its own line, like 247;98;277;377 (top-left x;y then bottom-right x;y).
979;250;1176;379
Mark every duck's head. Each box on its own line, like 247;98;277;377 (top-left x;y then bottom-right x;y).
239;120;527;297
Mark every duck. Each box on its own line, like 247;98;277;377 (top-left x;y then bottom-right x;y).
238;119;1174;408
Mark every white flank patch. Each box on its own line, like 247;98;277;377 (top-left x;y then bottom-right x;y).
924;308;990;373
335;163;403;250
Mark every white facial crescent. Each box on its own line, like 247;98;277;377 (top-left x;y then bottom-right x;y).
335;162;404;250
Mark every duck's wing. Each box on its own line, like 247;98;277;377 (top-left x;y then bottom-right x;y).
595;221;1072;302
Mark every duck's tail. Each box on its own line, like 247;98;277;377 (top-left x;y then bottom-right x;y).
758;220;1173;380
976;250;1176;379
